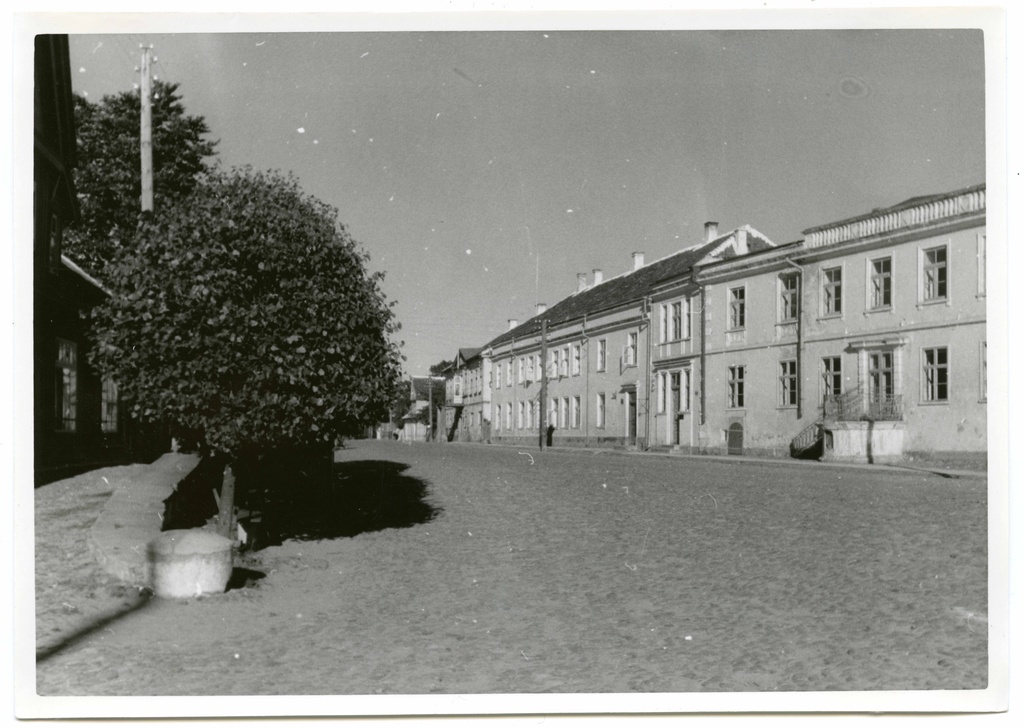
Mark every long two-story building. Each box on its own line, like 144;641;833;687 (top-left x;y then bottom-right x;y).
439;182;986;467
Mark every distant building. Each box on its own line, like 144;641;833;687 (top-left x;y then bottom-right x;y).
443;348;491;442
398;376;444;442
485;228;763;448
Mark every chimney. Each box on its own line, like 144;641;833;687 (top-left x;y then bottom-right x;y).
508;318;518;331
577;273;587;292
592;269;604;285
632;252;645;271
736;227;749;255
536;303;547;316
705;221;719;243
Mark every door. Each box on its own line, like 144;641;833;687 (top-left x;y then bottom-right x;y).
727;422;744;455
627;390;637;446
670;372;681;446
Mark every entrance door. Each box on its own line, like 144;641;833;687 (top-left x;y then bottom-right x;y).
670;372;681;445
727;422;744;455
627;390;637;446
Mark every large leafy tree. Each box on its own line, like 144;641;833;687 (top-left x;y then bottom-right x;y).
66;80;218;277
90;167;403;529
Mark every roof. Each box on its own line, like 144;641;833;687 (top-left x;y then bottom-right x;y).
485;231;761;350
457;347;484;366
62;254;110;295
802;182;986;235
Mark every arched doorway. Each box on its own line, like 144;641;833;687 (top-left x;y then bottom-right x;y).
726;422;744;455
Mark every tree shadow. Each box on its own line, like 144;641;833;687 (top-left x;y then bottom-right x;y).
243;459;440;550
37;591;152;664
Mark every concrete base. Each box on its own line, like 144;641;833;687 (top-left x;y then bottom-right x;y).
148;529;234;599
822;420;905;464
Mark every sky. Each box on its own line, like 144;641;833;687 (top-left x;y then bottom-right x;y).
63;20;987;376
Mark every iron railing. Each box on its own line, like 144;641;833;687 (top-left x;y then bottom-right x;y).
823;388;903;421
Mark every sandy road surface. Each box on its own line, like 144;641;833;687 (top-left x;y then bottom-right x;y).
35;441;987;696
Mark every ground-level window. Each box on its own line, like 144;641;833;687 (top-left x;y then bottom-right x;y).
505;403;512;430
533;401;540;429
822;356;842;401
571;396;581;428
560;397;569;429
980;341;987;401
101;377;119;433
596;393;606;428
779;360;797;407
549;399;558;428
55;338;77;432
727;365;745;408
922;347;949;402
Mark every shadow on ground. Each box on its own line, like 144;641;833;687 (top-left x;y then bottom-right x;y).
37;592;152;663
244;460;440;550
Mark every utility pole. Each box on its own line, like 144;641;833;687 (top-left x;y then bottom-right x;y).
539;318;548;449
139;44;154;213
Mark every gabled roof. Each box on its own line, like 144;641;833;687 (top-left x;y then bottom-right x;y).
456;347;484;367
485;228;772;350
410;376;437;401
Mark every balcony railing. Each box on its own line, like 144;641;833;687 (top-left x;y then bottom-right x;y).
824;388;903;421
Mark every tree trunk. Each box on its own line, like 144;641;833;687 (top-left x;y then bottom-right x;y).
217;463;236;540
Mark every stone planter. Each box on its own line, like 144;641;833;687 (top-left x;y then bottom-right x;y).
148;529;234;599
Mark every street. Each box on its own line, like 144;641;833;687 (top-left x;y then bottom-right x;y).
36;440;988;696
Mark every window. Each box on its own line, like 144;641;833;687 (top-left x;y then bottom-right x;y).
48;213;63;273
922;245;948;301
727;365;745;408
672;301;684;340
495;365;501;389
559;348;569;377
518;358;525;384
572;344;581;376
535;354;542;380
597;339;607;372
868;352;894;404
526;399;534;429
870;257;892;310
681;368;691;411
560;397;569;429
571;396;581;428
660;303;669;343
779;360;798;407
980;341;987;401
822;266;842;316
729;286;746;330
625;332;638;366
505;361;512;387
533;401;540;430
518;402;525;428
550;399;558;429
978;234;986;296
526;356;534;382
657;372;667;413
922;347;949;402
54;338;77;431
596;393;606;428
822;356;842;401
101;377;119;433
505;403;512;430
779;273;799;323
